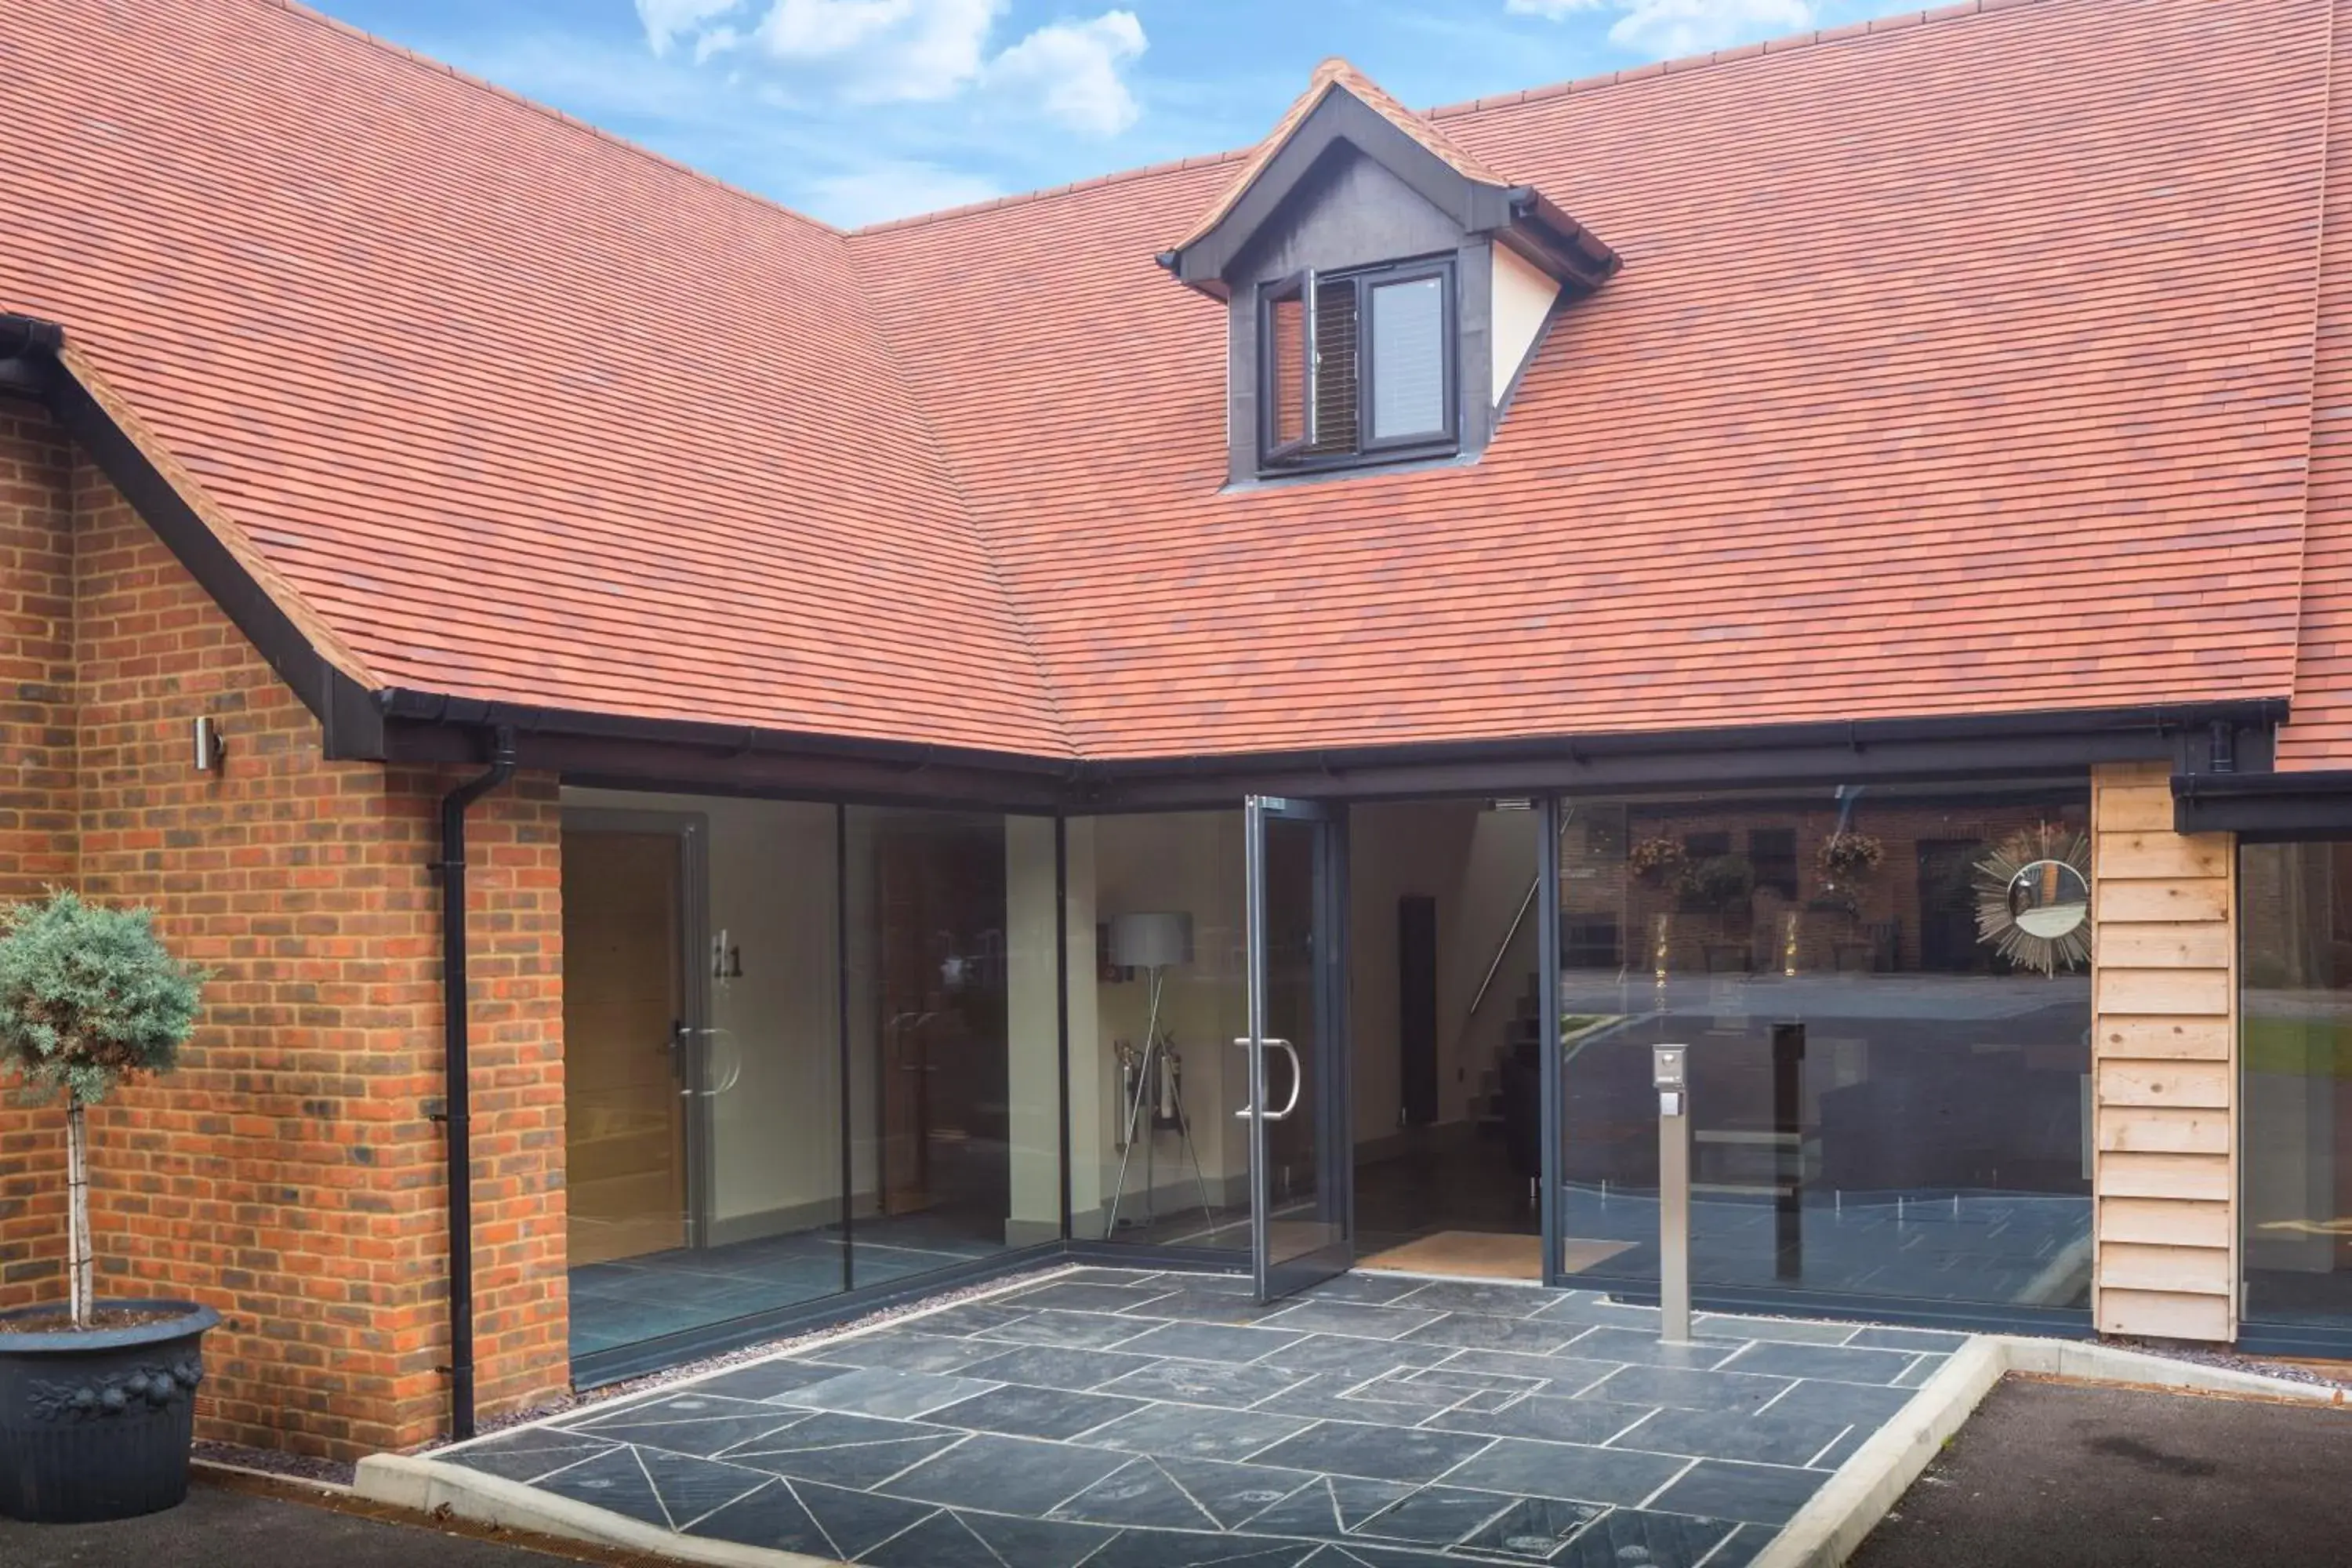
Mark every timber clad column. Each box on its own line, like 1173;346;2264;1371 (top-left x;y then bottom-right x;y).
2089;760;2238;1341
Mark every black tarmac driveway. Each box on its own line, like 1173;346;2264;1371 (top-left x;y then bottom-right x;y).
1850;1376;2352;1568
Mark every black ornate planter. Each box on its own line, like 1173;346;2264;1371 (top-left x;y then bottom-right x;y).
0;1299;220;1523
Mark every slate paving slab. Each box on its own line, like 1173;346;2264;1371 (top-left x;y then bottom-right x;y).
923;1381;1149;1440
439;1265;1940;1566
1102;1356;1309;1408
1050;1455;1227;1529
1117;1319;1310;1363
1715;1341;1917;1384
1436;1436;1690;1508
1247;1421;1496;1483
1648;1459;1828;1525
880;1432;1131;1515
955;1341;1165;1391
1425;1392;1652;1446
1088;1400;1317;1462
1402;1313;1591;1356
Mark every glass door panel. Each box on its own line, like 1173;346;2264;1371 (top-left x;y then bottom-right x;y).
1243;796;1352;1301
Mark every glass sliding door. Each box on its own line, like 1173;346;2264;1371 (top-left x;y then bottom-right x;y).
561;794;851;1367
1243;796;1353;1301
1549;777;2095;1319
843;807;1063;1288
1066;810;1254;1254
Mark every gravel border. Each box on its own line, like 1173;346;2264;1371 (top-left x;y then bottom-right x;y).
2104;1337;2352;1389
194;1439;358;1488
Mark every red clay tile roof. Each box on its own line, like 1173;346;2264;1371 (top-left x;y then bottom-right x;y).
2;0;2343;765
2;0;1067;757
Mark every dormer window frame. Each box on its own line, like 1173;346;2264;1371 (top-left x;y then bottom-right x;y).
1256;253;1460;477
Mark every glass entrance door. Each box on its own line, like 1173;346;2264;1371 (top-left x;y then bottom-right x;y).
1243;796;1352;1301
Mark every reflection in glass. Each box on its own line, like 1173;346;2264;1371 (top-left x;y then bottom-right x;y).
845;808;1061;1289
2240;841;2352;1330
1554;779;2095;1313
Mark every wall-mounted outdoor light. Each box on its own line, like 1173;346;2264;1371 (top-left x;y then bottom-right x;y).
191;717;226;773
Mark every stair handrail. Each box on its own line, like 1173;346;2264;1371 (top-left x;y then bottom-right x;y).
1468;807;1572;1018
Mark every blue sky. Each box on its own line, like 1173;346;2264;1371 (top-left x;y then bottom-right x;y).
309;0;1918;227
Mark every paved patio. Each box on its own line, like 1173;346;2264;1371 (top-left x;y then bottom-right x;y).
435;1268;1955;1566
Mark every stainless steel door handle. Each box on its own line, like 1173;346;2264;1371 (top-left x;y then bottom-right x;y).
1233;1037;1303;1121
1265;1039;1303;1121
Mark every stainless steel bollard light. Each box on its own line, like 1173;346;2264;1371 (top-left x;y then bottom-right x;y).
1653;1044;1693;1345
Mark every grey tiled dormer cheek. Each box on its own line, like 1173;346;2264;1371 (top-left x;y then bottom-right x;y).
441;1269;1953;1566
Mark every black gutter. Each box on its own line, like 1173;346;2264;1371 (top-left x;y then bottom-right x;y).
378;695;2287;812
435;726;517;1441
376;687;1073;779
1077;700;2289;782
0;313;62;399
2172;768;2352;838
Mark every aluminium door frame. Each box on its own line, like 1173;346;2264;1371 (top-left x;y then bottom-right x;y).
1243;793;1355;1302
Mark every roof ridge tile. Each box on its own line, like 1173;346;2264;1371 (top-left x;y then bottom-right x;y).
1422;1;2038;122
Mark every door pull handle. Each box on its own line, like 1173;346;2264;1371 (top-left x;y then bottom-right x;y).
1232;1038;1303;1121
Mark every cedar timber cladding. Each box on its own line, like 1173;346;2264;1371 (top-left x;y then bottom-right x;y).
2091;761;2237;1341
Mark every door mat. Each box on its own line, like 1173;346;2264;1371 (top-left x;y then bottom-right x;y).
1355;1231;1635;1280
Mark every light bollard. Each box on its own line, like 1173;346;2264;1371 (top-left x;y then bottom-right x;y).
1653;1044;1693;1346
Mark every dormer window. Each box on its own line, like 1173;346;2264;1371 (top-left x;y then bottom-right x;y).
1160;58;1618;488
1261;258;1456;472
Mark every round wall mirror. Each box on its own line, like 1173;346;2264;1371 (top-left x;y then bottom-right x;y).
2007;859;2091;939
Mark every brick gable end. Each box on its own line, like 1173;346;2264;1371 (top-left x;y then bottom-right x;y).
0;401;568;1458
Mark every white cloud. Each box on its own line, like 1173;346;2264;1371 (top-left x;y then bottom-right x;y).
636;0;747;58
984;12;1147;137
808;158;1005;227
1506;0;1820;57
753;0;1002;101
635;0;1147;134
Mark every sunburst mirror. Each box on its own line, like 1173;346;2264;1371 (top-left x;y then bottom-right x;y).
1974;826;2092;975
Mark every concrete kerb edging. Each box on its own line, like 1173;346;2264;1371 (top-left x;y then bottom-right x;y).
356;1452;839;1568
1748;1335;2350;1568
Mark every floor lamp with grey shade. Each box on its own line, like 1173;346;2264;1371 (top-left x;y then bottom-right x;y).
1104;910;1219;1238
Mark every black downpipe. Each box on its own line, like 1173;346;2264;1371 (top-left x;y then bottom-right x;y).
437;726;517;1441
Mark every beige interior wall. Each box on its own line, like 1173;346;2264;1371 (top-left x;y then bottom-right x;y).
1081;811;1251;1221
2089;760;2238;1341
1347;802;1544;1147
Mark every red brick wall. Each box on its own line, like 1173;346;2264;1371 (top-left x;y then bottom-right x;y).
0;404;75;1308
0;402;568;1457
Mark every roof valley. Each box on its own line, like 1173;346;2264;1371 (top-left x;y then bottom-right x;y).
837;229;1080;759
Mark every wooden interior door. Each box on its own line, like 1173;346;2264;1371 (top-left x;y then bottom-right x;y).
564;830;687;1265
872;815;1007;1218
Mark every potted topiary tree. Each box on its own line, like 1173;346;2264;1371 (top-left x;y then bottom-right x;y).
0;891;214;1523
